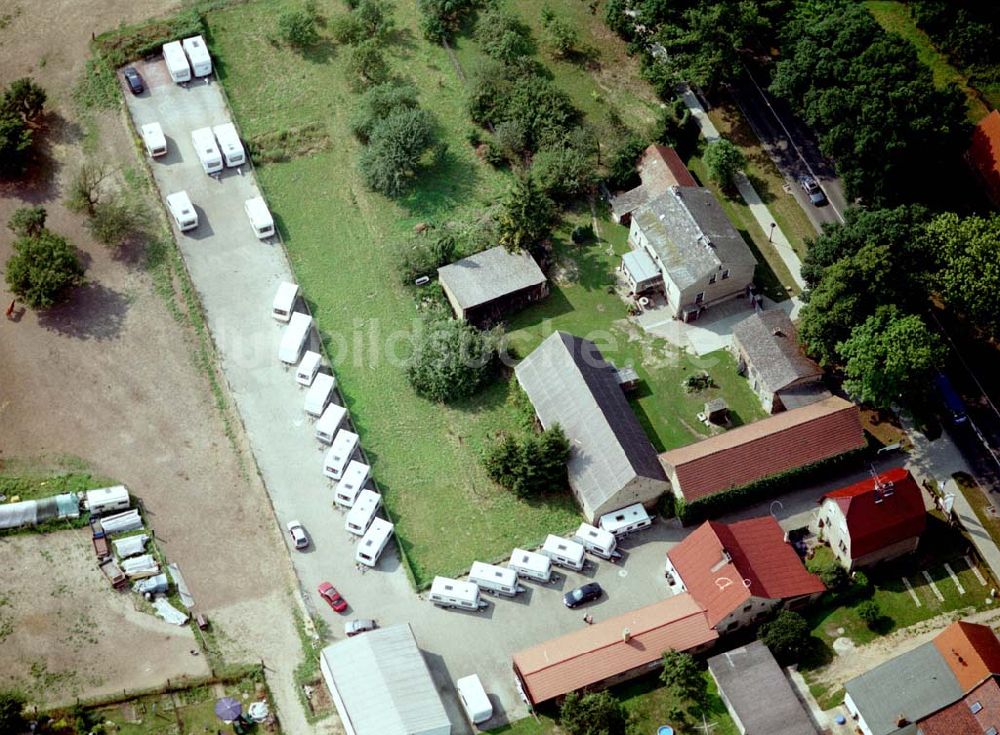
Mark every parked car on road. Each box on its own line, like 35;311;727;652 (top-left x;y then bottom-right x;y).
564;582;602;608
798;175;827;205
345;618;377;637
123;66;144;95
318;582;347;613
286;520;309;549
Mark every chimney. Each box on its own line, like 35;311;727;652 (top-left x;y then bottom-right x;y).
623;628;631;643
895;715;910;727
772;328;785;337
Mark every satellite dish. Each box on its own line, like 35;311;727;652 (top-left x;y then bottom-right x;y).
714;577;732;591
769;500;784;517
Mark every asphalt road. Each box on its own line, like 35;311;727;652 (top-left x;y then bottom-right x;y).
730;67;848;233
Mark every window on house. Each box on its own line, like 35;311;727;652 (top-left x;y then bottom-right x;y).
709;273;717;284
743;605;752;612
984;726;996;735
970;702;983;714
726;621;740;631
722;269;730;279
839;540;847;552
695;291;705;304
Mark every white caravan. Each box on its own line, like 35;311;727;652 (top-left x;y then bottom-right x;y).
165;191;198;232
182;35;212;77
278;312;312;364
599;503;653;537
468;561;524;597
507;547;552;583
213;122;245;167
355;517;393;568
162;41;191;83
315;403;347;444
345;489;380;535
244;196;275;239
430;577;488;611
84;486;130;515
323;430;359;480
190;127;223;175
141;122;167;158
335;461;370;507
541;534;585;572
573;523;620;560
272;281;299;322
456;675;493;726
296;351;321;386
304;373;335;417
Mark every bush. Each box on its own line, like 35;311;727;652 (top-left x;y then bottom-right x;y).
405;318;499;402
346;41;390;90
532;143;597;201
87;196;147;248
5;229;85;309
476;6;533;63
759;610;811;665
399;232;457;284
856;600;882;629
358;107;437;197
0;107;32;176
93;10;203;68
818;561;849;592
570;224;594;244
542;13;578;59
65;162;111;217
350;81;419;143
703;138;745;191
354;0;396;43
559;691;626;735
0;690;26;735
482;425;571;497
4;77;46;122
7;205;47;237
417;0;476;43
278;7;320;48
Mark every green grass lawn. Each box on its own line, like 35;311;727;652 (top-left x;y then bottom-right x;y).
866;1;991;122
953;472;1000;548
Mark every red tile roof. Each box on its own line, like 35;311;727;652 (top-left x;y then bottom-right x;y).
970;111;1000;206
820;467;926;559
660;396;866;502
640;144;698;190
666;517;825;628
512;593;718;704
919;677;1000;735
934;622;1000;692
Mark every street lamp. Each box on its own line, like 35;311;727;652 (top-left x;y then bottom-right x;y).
768;222;776;243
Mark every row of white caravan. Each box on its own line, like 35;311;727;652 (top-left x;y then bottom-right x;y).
165;190;273;240
162;36;212;83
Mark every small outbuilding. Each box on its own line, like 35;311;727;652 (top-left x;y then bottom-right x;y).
437;246;548;327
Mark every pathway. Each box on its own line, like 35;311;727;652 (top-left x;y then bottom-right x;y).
679;86;807;290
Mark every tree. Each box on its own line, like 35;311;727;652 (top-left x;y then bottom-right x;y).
417;0;476;43
5;229;85;309
88;196;147;249
65;162;111;217
350;80;419;143
559;691;626;735
476;6;533;63
483;425;571;497
278;7;320;48
405;318;498;402
0;690;26;735
816;560;849;591
660;650;707;707
606;135;647;190
838;306;946;409
346;41;390;90
358;107;437;197
856;600;883;630
759;610;811;665
929;212;1000;339
703;138;745;192
0;107;32;175
532;143;597;200
7;205;47;237
4;77;47;122
542;12;578;59
355;0;396;43
497;174;556;254
399;232;457;284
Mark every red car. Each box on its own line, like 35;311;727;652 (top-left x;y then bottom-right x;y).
318;582;348;613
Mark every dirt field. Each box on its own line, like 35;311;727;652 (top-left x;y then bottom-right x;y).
0;530;209;704
0;2;323;730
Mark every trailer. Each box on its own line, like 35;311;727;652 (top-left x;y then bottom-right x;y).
141;122;167;158
305;373;336;417
279;312;312;364
99;558;128;589
507;547;552;583
456;675;493;726
573;523;619;560
190;127;223;175
296;351;321;386
315;402;347;444
244;196;275;239
182;35;212;77
430;577;488;611
272;281;299;323
355;517;393;567
166;191;198;232
345;489;381;535
212;122;245;167
323;430;359;481
84;485;130;515
91;519;111;560
335;460;370;507
541;534;585;571
468;561;525;597
162;41;191;83
598;503;653;537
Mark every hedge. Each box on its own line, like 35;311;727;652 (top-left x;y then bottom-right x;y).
94;10;205;68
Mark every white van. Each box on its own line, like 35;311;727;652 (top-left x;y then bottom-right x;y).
84;485;130;515
345;489;381;535
213;122;245;167
244;196;275;239
573;523;619;560
430;577;488;611
541;534;585;571
272;281;299;323
182;35;212;77
335;461;370;507
141;122;167;158
468;561;524;597
315;402;347;444
296;351;321;386
355;517;393;568
278;312;312;364
599;503;653;537
166;191;198;232
507;548;552;583
323;430;359;480
190;127;223;175
163;41;191;83
304;373;335;417
456;675;493;726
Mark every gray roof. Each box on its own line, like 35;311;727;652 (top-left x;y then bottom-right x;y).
610;185;652;219
622;249;660;283
844;641;963;735
732;310;822;395
632;187;756;290
320;624;451;735
777;384;832;410
437;246;546;310
708;642;818;735
514;332;666;513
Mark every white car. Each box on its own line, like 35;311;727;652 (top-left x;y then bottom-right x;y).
286;520;309;549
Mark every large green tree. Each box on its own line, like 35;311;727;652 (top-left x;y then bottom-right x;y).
497;174;556;254
4;77;47;123
759;610;812;665
475;5;533;63
0;107;32;175
0;690;26;735
559;691;627;735
358;108;437;197
5;228;85;309
703;138;745;192
405;318;498;402
483;425;570;498
660;650;708;707
929;212;1000;338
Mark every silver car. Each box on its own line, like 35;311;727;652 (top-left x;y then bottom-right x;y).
799;175;827;206
286;520;309;550
345;618;377;637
